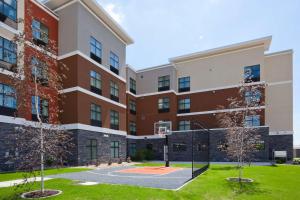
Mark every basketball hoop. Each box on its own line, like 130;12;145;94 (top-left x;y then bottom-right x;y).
154;121;172;137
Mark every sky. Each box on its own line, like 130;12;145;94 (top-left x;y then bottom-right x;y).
96;0;300;145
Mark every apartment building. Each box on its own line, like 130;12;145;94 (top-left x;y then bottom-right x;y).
0;0;293;170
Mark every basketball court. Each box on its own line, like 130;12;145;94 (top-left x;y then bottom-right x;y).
49;165;193;190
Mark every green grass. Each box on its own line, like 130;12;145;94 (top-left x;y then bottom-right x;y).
0;167;90;182
1;165;300;200
134;162;206;169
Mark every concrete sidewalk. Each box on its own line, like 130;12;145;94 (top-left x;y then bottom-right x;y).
0;177;52;188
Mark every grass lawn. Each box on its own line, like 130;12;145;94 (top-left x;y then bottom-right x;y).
0;167;90;182
1;164;300;200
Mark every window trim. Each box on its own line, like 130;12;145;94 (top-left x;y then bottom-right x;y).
32;19;49;45
0;83;17;116
158;97;170;113
90;36;102;64
110;51;119;75
0;0;17;22
129;100;136;115
129;78;136;94
0;36;17;67
90;70;102;95
90;103;102;127
158;75;170;91
129;121;137;135
110;81;119;102
178;120;191;131
178;77;190;92
110;141;120;158
110;110;119;130
178;98;191;113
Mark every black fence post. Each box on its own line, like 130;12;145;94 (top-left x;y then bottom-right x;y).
165;134;169;167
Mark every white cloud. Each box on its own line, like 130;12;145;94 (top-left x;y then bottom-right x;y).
103;3;124;25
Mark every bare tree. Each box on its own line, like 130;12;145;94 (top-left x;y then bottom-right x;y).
216;80;265;182
5;2;72;195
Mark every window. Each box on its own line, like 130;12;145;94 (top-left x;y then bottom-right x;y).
129;143;136;157
31;57;48;85
245;90;261;105
32;19;49;45
158;75;170;91
129;100;136;115
110;141;120;158
110;81;119;102
90;103;101;127
0;36;16;66
0;0;17;21
129;122;136;135
31;96;48;122
130;78;136;94
90;71;102;95
178;98;190;113
244;65;260;83
110;51;119;75
90;36;102;64
245;115;260;127
86;139;97;160
173;143;187;152
178;77;190;92
178;121;190;131
110;110;119;130
0;83;16;116
158;97;170;113
198;143;208;152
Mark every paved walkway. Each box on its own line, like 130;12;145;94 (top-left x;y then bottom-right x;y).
0;177;52;188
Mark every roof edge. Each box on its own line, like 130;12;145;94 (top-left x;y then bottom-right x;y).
169;36;272;63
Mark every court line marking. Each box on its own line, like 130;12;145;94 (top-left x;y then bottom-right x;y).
86;171;191;179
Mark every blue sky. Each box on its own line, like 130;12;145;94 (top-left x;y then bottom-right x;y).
97;0;300;145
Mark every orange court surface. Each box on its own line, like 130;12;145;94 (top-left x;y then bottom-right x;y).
117;166;183;175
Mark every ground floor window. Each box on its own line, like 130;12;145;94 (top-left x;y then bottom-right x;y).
111;141;120;158
86;139;97;160
129;143;136;157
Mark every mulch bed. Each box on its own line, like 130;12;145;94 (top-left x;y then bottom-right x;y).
21;190;62;199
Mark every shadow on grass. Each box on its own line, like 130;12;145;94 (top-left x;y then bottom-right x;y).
226;180;268;196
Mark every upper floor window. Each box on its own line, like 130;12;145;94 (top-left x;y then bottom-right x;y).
90;37;102;64
178;77;190;92
178;120;191;131
31;96;48;122
110;110;119;130
244;115;260;127
178;98;190;113
0;0;17;21
110;81;119;102
158;97;170;113
86;139;97;160
245;90;261;105
244;65;260;83
110;51;119;75
90;103;101;127
129;78;136;94
0;83;16;116
0;36;16;66
90;71;102;95
158;75;170;91
129;122;136;135
129;100;136;115
111;141;120;158
31;57;48;86
32;19;49;45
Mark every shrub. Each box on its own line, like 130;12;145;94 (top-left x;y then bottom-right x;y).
118;159;122;164
293;158;300;165
275;158;286;164
132;149;154;161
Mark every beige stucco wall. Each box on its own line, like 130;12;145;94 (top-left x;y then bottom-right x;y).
136;65;176;95
174;46;265;91
264;52;293;132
